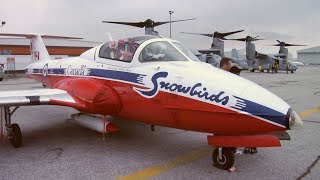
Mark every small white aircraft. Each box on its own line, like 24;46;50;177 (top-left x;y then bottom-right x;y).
0;33;302;170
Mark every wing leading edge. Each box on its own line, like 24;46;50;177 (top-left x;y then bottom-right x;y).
0;89;77;107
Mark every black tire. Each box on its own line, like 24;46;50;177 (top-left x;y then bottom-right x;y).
291;71;294;73
0;78;3;81
8;123;22;148
212;147;235;170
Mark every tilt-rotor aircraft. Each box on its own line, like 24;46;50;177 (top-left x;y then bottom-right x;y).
228;37;302;73
180;30;249;69
227;35;265;72
102;18;195;36
0;33;302;170
271;40;306;72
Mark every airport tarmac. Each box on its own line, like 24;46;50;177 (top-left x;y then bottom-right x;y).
0;66;319;180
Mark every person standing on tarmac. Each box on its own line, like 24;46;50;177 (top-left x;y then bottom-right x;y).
258;65;262;73
267;64;270;73
275;63;279;73
286;64;290;74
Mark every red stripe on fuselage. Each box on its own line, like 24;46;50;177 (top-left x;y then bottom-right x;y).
27;74;286;135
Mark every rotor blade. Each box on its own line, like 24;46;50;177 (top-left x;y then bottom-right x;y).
252;38;263;41
225;38;247;41
284;43;306;47
180;32;213;37
271;43;306;47
219;30;244;38
102;21;146;28
153;18;196;27
276;40;281;44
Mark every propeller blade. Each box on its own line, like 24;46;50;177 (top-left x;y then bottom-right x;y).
225;38;247;42
272;40;307;46
102;21;146;28
284;43;306;47
219;30;244;38
180;32;213;37
252;38;263;41
153;18;196;27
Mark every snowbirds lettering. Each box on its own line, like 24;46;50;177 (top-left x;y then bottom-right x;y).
0;33;302;170
133;71;229;105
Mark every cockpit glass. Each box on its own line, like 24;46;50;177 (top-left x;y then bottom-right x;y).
139;41;188;62
99;36;159;62
172;42;201;62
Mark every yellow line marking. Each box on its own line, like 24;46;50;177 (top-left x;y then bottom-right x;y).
116;107;320;180
299;107;320;119
116;149;211;180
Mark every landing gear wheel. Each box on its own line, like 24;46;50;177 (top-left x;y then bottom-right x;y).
291;71;294;73
212;147;235;170
8;123;22;148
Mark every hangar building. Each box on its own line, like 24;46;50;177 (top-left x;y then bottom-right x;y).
297;46;320;65
0;38;102;72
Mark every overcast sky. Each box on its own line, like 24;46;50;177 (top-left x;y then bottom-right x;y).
1;0;319;58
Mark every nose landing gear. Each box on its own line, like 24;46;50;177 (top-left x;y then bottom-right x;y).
212;147;235;170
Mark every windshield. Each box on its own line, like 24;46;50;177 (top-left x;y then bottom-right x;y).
98;36;159;62
173;42;201;62
139;41;188;62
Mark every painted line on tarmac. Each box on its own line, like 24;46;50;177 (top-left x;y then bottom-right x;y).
116;107;320;180
299;107;320;119
116;148;211;180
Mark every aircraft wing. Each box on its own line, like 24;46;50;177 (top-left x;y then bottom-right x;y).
256;52;279;61
0;89;77;107
198;49;221;54
1;78;122;115
274;53;286;58
256;52;269;59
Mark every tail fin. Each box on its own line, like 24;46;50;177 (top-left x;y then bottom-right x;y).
30;35;50;61
0;33;82;62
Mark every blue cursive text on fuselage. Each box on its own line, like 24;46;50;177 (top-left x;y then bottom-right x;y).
135;72;229;105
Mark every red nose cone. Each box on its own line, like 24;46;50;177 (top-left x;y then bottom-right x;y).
105;123;120;134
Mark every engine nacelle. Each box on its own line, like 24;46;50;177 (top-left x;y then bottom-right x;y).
71;113;120;134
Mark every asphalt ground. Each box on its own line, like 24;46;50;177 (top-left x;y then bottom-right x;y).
0;66;319;180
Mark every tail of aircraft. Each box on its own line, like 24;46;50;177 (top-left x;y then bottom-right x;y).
0;33;82;62
231;48;239;59
30;35;50;62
